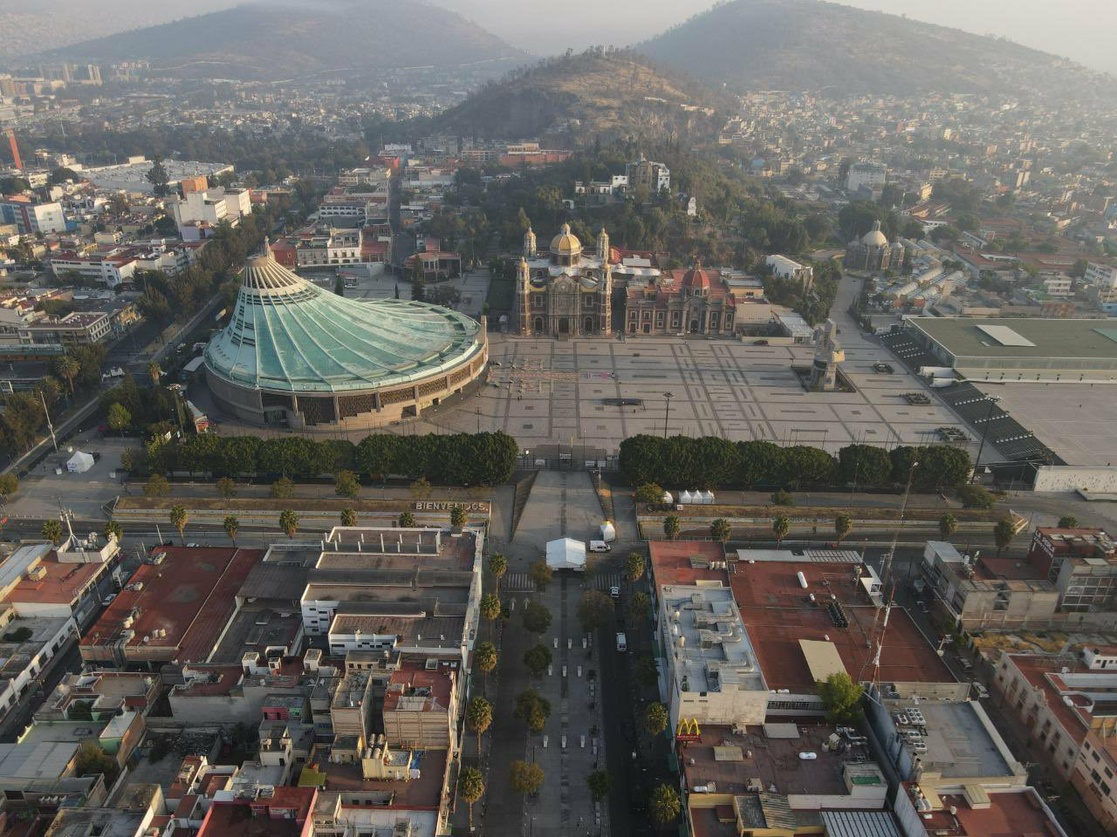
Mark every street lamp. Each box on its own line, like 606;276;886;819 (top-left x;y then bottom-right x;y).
662;392;673;439
971;395;1001;483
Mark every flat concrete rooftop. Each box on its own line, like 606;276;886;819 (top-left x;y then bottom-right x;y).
911;317;1117;360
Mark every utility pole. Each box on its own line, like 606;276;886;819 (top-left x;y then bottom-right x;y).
971;396;1000;483
40;390;57;452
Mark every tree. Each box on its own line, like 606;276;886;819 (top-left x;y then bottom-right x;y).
103;521;123;543
465;695;493;757
41;518;64;544
1058;515;1080;529
834;514;853;546
458;766;485;831
450;505;467;528
216;477;237;499
169;505;188;545
223;515;239;546
644;702;669;737
587;770;612;802
772;515;791;547
480;592;501;632
838;444;892;487
334;276;346;297
938;513;958;540
522;602;552;635
528;559;552;591
53;354;79;395
335;470;360;499
710;518;732;543
956;484;994;510
409;477;432;499
106;403;131;433
270;477;295;499
523;644;553;677
510;760;545;795
397;510;414;527
993;517;1017;557
0;473;18;498
147;361;162;387
633;654;658;688
474;641;498;686
635;482;664;504
629;591;651;623
146;155;170;197
488;553;508;591
663;515;681;540
577;590;615;633
649;783;682;827
626;551;645;582
340;508;358;527
279;509;299;539
74;740;120;785
818;671;863;723
514;688;551;732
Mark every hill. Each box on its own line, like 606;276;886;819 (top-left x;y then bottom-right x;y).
42;0;527;81
432;49;732;143
638;0;1109;98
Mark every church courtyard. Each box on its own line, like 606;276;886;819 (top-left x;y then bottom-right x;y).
426;331;975;460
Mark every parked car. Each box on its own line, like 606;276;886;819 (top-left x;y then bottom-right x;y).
101;594;116;607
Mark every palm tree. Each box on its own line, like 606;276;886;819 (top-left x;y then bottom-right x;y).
938;513;958;540
649;783;682;828
644;702;669;737
41;518;63;545
279;509;299;539
103;521;123;544
1057;514;1079;529
169;505;188;545
993;517;1016;557
710;518;732;543
465;695;493;757
223;515;239;546
480;592;501;636
772;515;791;547
147;361;162;387
474;641;498;692
397;510;415;527
458;767;485;831
834;514;853;546
487;553;507;592
54;355;79;395
626;551;646;582
663;515;681;540
340;508;357;527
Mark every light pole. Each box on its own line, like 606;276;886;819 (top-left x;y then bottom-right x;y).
881;459;918;594
662;392;673;439
971;396;1001;484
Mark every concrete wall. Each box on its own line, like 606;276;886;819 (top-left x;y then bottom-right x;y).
1034;466;1117;493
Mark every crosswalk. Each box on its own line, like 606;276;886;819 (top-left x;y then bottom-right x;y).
501;572;624;593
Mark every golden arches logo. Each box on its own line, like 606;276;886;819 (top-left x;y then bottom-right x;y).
675;718;701;740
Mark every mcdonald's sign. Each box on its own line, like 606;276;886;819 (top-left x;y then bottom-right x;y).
675;717;701;742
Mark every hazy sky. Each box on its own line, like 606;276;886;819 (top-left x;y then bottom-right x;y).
430;0;1117;76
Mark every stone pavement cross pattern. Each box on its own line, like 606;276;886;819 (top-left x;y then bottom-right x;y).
436;334;975;457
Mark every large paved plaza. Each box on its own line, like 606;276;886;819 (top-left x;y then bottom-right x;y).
428;332;976;457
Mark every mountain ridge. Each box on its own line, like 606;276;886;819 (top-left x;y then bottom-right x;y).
636;0;1111;98
38;0;528;80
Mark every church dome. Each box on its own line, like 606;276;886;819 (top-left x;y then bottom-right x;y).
861;220;889;248
550;223;582;257
682;262;711;291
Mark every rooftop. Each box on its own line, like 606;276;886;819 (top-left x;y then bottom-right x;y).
887;700;1017;780
729;560;954;691
649;541;730;588
911;786;1068;837
383;662;454;714
43;810;146;837
309;746;446;808
204;251;483;395
80;547;261;664
7;555;104;605
197;786;316;837
910;317;1117;360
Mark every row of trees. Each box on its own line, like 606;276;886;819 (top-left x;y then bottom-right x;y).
620;435;972;492
127;430;519;486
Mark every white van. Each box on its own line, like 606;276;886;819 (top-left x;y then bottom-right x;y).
589;540;611;553
615;632;627;652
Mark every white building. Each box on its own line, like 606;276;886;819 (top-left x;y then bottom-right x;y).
658;585;768;731
171;188;251;235
49;249;137;289
846;162;888;193
766;254;814;289
1083;262;1117;289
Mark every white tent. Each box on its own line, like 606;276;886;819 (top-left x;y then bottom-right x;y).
66;451;95;474
599;521;616;543
546;538;587;572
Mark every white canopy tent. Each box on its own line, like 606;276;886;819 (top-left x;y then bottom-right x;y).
546;538;587;572
66;451;95;473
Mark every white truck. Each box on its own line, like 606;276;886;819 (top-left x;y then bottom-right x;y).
615;632;627;652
